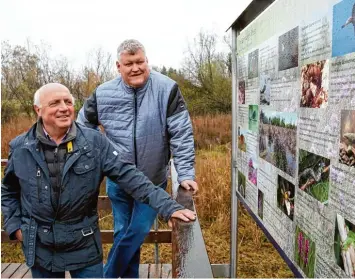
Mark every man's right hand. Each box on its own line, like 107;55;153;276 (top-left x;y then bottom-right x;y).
15;229;23;242
168;209;196;228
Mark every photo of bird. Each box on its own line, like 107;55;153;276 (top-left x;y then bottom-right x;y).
333;0;355;57
341;1;355;35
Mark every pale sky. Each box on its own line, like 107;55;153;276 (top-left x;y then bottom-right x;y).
1;0;251;70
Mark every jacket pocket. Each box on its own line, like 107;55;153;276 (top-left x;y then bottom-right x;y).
62;224;100;254
73;158;96;174
72;158;96;195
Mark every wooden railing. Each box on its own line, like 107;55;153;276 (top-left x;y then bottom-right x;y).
170;161;214;278
1;159;221;278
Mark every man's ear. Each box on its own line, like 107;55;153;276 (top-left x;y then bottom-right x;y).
116;61;121;73
146;56;149;64
34;105;41;117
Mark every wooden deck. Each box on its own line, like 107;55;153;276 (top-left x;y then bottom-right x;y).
1;263;172;278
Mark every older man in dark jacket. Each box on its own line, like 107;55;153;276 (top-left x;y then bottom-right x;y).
1;83;195;278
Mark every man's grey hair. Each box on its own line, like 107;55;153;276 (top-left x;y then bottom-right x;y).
33;83;75;107
117;39;146;61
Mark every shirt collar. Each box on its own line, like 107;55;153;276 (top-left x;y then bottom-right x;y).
42;125;71;144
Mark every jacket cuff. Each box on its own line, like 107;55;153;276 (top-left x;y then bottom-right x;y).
162;204;185;222
8;223;21;240
177;175;195;184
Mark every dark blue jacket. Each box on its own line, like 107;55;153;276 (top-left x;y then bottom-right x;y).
1;122;184;272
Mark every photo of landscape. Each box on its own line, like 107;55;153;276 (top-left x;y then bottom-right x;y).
259;109;298;177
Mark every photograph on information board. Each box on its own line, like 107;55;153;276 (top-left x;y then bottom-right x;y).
300;60;329;108
277;175;295;220
298;149;330;204
248;105;259;133
260;73;271;105
339;110;355;168
237;171;246;198
295;226;316;278
259;110;297;177
238;80;246;104
332;0;355;57
248;154;258;186
258;190;264;220
238;127;247;152
278;27;299;71
248;49;259;79
334;214;355;278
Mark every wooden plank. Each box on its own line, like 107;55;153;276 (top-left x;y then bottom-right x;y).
0;264;171;278
2;263;21;278
22;269;32;278
1;159;8;167
149;264;161;278
10;264;30;278
139;264;149;278
2;263;10;272
100;230;171;244
97;196;111;211
171;187;213;278
144;230;171;244
161;264;172;279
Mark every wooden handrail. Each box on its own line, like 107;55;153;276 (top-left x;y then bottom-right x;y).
170;162;213;278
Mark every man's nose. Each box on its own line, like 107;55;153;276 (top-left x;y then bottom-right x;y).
58;100;70;110
132;63;139;72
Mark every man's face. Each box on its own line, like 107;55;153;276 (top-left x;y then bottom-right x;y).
116;49;150;88
34;90;74;130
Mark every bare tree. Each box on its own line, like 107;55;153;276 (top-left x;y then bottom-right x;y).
183;31;232;113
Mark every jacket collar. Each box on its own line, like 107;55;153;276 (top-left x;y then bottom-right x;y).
23;121;89;154
22;122;92;182
36;119;77;147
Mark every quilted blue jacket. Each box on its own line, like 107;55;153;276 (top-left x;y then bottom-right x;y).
77;70;195;185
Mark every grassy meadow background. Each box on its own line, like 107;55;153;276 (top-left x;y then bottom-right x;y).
1;114;293;278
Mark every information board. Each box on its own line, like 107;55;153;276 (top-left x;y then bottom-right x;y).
235;0;355;277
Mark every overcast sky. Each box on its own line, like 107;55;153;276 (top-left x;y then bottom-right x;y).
1;0;251;70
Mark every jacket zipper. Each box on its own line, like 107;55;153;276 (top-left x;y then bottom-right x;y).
133;90;138;165
37;168;41;202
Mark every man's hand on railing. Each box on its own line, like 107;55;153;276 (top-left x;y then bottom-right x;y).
15;229;23;242
168;209;196;228
180;180;198;194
